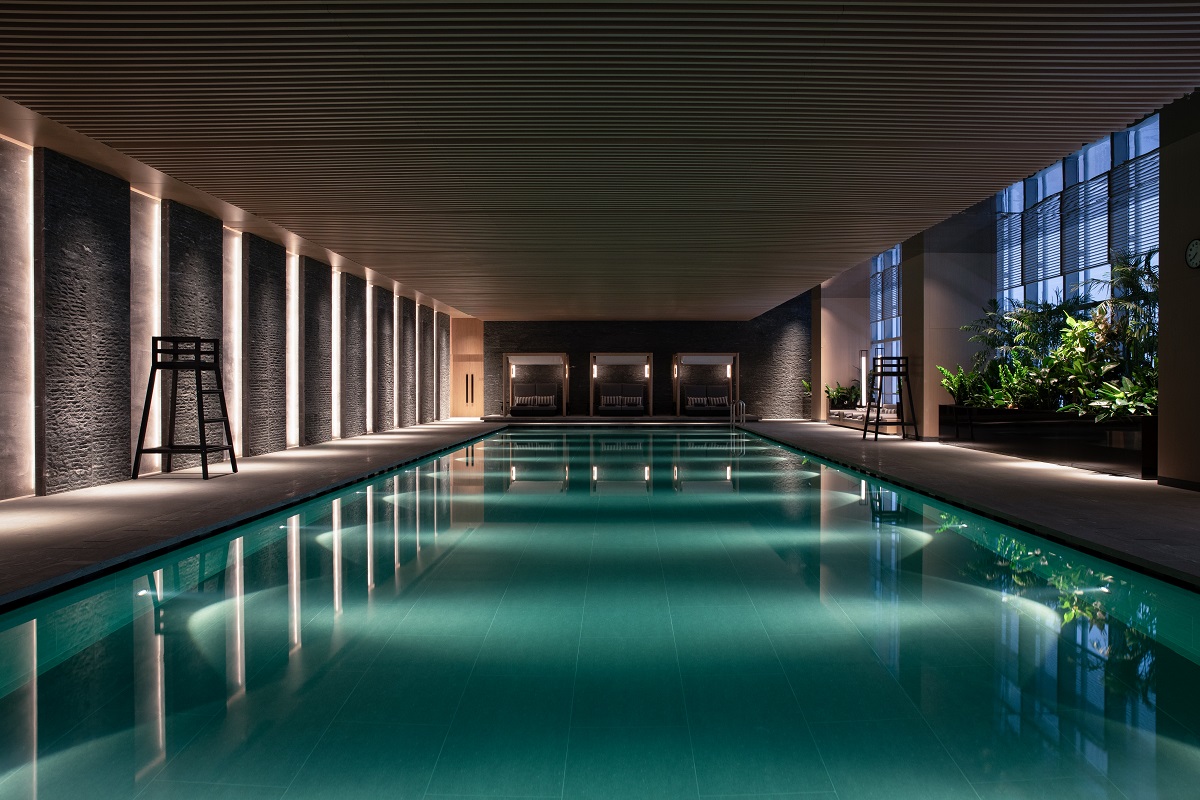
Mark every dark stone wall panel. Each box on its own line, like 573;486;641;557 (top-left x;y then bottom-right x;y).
436;311;450;420
483;292;812;418
160;199;224;468
399;297;416;427
0;138;34;499
244;234;287;456
341;273;367;438
302;257;332;445
417;304;435;423
35;148;131;495
373;286;395;431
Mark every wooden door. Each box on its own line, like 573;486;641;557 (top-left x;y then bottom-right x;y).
450;318;484;417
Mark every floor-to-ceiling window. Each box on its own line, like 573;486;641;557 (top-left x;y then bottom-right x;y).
868;243;902;403
997;115;1159;306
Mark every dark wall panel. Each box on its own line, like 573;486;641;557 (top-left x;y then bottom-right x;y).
243;234;286;456
399;297;416;427
484;292;812;418
373;286;395;431
417;304;435;423
302;257;332;445
341;273;367;438
160;199;224;469
436;311;450;420
34;148;131;495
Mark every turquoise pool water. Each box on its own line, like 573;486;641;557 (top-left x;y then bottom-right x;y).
2;427;1199;799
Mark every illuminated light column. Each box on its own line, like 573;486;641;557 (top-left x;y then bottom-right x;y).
130;189;162;475
287;514;301;651
134;574;166;781
413;306;420;425
332;497;344;614
414;467;421;553
0;137;35;499
365;284;375;433
226;537;246;701
366;485;376;590
331;271;342;439
221;228;245;456
285;252;300;448
393;293;400;429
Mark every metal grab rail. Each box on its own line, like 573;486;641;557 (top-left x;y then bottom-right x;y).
729;400;747;428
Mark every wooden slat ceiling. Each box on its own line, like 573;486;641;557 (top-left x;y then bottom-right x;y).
2;2;1199;320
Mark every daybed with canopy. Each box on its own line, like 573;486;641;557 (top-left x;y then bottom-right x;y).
503;352;569;416
589;353;652;416
672;353;739;416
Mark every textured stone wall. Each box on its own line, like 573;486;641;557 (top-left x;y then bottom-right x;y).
0;138;34;499
34;148;131;494
399;297;416;427
243;234;287;456
484;292;812;418
373;286;395;431
436;311;450;420
417;304;435;423
302;257;332;445
341;273;367;438
160;200;224;469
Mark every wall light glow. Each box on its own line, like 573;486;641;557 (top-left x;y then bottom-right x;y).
592;364;597;378
365;284;375;433
222;229;244;457
645;364;650;378
393;293;400;429
285;252;300;448
726;364;732;379
331;272;342;439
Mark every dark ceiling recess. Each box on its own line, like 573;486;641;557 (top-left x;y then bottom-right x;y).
1;3;1198;320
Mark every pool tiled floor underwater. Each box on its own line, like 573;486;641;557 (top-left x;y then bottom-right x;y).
1;428;1199;799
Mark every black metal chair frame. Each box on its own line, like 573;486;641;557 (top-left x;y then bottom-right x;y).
863;355;920;441
132;336;237;479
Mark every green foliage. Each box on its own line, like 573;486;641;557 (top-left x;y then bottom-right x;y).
824;380;860;409
936;365;987;406
940;249;1158;420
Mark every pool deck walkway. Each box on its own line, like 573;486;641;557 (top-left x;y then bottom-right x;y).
0;420;502;611
1;417;1198;613
745;420;1200;592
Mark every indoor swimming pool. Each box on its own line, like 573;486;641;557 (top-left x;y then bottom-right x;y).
1;427;1199;799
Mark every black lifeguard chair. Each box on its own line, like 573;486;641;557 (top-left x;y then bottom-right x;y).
132;336;237;479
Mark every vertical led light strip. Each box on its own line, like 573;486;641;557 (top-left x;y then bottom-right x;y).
222;229;244;457
393;293;400;429
365;283;375;433
285;252;300;448
331;270;342;439
413;305;420;425
23;145;35;496
148;198;162;471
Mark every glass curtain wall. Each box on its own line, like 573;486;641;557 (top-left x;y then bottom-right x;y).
997;115;1159;306
868;243;902;404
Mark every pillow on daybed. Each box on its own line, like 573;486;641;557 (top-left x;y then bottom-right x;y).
621;384;645;405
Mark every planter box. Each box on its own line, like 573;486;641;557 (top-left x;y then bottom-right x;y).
938;405;1158;480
